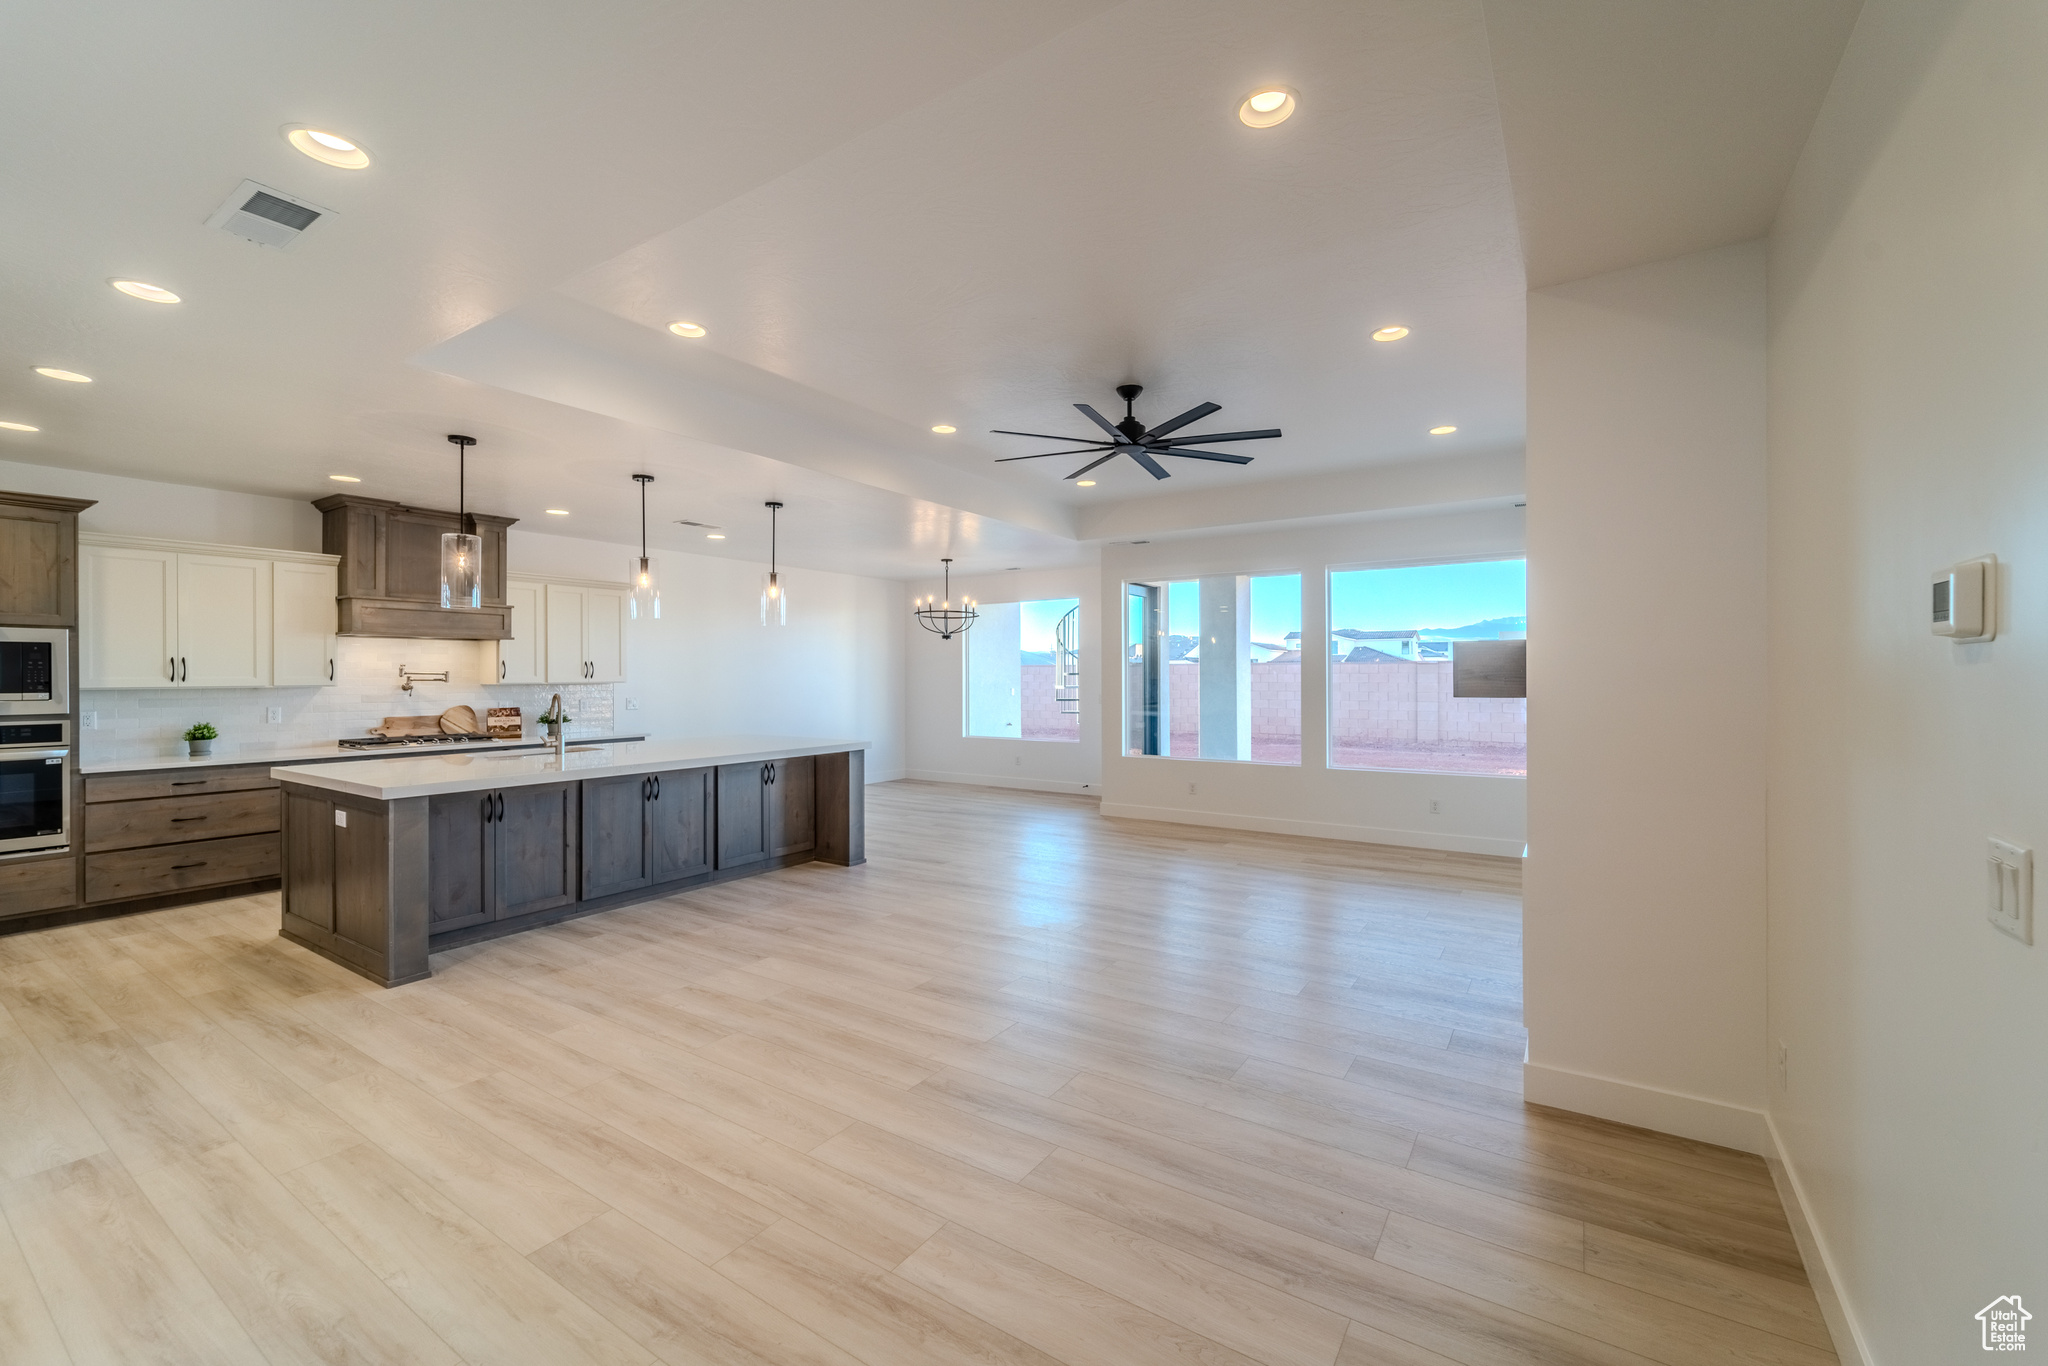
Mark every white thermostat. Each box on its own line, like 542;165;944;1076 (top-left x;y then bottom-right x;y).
1932;556;1996;641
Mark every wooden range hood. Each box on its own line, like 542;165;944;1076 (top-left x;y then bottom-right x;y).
314;494;517;639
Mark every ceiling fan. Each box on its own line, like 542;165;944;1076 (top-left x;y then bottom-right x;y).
991;383;1281;481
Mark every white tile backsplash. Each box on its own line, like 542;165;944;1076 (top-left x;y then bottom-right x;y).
82;635;616;764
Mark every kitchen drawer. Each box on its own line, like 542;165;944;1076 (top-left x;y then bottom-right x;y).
84;788;281;853
0;856;78;917
85;765;278;804
85;833;279;904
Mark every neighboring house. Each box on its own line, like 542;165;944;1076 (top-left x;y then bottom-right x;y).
1332;628;1421;660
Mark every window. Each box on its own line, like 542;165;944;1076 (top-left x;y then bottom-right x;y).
964;598;1080;740
1328;558;1525;776
1123;574;1300;764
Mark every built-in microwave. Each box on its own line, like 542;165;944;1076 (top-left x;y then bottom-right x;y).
0;627;68;717
0;720;70;857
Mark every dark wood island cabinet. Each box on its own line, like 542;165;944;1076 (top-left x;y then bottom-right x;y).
274;738;867;986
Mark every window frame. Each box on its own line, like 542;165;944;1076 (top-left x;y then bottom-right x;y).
960;595;1082;743
1117;568;1305;766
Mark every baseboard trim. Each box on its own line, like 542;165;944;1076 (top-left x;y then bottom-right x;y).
1764;1115;1874;1366
1095;801;1527;857
902;770;1097;796
863;767;907;785
1522;1062;1771;1154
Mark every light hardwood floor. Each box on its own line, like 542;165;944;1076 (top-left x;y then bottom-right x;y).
0;781;1835;1366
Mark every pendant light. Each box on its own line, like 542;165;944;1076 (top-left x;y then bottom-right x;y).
913;558;977;639
760;500;787;626
629;473;659;619
440;434;482;610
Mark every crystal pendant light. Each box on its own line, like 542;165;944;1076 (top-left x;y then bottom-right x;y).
440;434;482;610
760;501;787;626
628;473;660;619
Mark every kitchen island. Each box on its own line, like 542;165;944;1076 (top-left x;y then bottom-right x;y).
271;736;866;986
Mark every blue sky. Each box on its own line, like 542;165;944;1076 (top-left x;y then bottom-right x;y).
1167;575;1302;649
1018;597;1079;652
1330;559;1526;633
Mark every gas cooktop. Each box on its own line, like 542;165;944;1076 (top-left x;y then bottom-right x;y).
339;733;508;750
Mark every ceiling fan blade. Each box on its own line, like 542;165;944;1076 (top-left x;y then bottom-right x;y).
1140;401;1221;440
1064;451;1122;479
1153;427;1282;445
995;448;1115;462
1162;449;1255;464
991;429;1112;444
1127;448;1173;480
1074;403;1125;440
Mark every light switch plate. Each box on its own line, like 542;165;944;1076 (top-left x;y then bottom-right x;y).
334;809;348;829
1988;837;2032;943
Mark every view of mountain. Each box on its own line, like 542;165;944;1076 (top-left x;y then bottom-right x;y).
1417;616;1526;638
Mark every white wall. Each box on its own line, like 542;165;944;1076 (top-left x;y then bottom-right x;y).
1099;511;1528;856
1768;1;2048;1358
1523;241;1771;1152
0;461;905;778
904;564;1101;794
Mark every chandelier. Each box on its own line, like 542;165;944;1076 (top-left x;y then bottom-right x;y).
913;558;977;639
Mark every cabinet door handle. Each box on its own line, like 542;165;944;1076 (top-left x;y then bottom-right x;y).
652;775;660;800
171;861;208;870
482;794;494;824
180;657;188;682
171;815;208;823
169;657;176;681
329;659;335;681
500;659;507;681
495;792;505;821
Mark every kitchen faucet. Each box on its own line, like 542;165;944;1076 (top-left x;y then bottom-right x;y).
548;693;566;760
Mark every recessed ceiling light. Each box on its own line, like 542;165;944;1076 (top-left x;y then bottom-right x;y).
110;280;180;304
1372;326;1409;342
1238;86;1297;128
285;126;371;169
668;321;707;338
931;424;956;434
545;508;570;516
0;421;39;432
328;474;361;482
1076;480;1096;486
706;533;725;539
1429;425;1457;435
33;368;90;383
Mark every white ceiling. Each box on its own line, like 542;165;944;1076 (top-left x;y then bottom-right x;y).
0;0;1862;578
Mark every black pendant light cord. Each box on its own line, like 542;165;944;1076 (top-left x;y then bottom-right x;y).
448;434;477;535
634;473;654;559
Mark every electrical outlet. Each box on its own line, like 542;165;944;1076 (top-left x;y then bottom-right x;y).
624;697;640;710
1187;782;1197;796
1988;837;2033;943
1429;798;1442;815
1013;755;1022;767
1776;1041;1789;1089
267;706;283;724
81;711;97;730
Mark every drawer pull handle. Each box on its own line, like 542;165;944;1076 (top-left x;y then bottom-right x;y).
170;780;208;786
171;861;208;870
171;815;208;822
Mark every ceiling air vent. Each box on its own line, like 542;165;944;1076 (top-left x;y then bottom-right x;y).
206;180;333;248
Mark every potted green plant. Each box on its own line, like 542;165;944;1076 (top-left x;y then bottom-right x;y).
535;701;572;741
182;722;219;758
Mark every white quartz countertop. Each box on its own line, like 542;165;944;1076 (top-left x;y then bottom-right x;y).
81;735;647;776
269;735;869;801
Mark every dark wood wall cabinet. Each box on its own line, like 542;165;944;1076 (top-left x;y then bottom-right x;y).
313;493;517;640
0;491;94;625
279;745;864;987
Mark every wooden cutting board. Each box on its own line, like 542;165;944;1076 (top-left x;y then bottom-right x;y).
440;705;482;735
372;715;444;736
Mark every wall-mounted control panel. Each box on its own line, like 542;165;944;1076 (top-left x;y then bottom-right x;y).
1932;556;1996;641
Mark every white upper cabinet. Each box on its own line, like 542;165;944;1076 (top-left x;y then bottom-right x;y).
80;536;337;689
273;560;338;686
544;584;587;683
585;588;627;683
489;581;545;684
80;544;179;688
177;554;271;688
